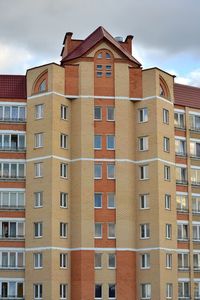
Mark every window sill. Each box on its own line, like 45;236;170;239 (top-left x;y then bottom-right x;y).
94;237;102;239
107;237;116;240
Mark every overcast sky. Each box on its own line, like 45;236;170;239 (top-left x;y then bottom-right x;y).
0;0;200;86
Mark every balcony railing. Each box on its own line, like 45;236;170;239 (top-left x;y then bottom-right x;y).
175;124;186;130
190;126;200;132
0;176;25;182
194;266;200;272
0;117;26;123
0;235;25;240
176;179;188;185
0;297;24;300
192;209;200;215
176;152;187;157
191;181;200;187
177;208;189;214
0;147;26;153
178;298;190;300
191;154;200;160
177;237;189;242
0;205;25;211
178;266;190;272
0;265;25;270
193;239;200;243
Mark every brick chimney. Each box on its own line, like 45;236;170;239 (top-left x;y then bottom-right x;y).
124;35;133;54
61;32;73;59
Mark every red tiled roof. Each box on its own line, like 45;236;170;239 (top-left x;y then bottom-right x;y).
0;75;26;99
61;26;141;66
174;83;200;109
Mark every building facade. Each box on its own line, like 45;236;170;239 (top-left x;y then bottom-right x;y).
0;26;200;300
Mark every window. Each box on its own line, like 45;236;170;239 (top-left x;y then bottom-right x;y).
140;194;149;209
1;221;24;238
174;111;185;128
194;253;200;271
193;223;200;242
61;105;68;120
190;139;200;157
140;253;150;269
94;135;102;150
108;284;116;299
60;163;68;179
106;52;111;59
138;108;148;123
0;105;26;121
107;135;115;150
60;253;68;268
178;282;190;298
96;65;102;70
60;134;68;149
35;163;43;178
194;282;200;299
95;253;102;269
178;253;189;270
166;224;172;239
139;165;149;180
34;192;43;208
94;164;102;179
163;109;169;124
35;104;44;119
107;164;115;179
38;80;46;93
60;223;67;238
0;133;26;150
141;283;151;299
140;224;150;239
166;283;173;299
95;223;102;239
60;192;68;208
97;72;103;77
166;253;172;269
94;106;102;120
192;195;200;214
95;284;102;299
94;193;102;208
177;223;189;241
164;165;170;181
0;191;25;208
34;222;43;238
108;253;116;269
34;253;43;269
107;193;115;209
60;284;67;299
106;72;112;78
191;168;200;185
190;113;200;131
165;194;171;210
106;65;112;71
163;137;170;152
107;106;115;121
176;194;188;212
34;284;42;299
97;53;102;59
176;166;187;184
175;138;186;156
138;136;148;151
108;223;116;239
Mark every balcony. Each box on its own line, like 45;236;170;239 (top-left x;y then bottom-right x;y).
0;235;24;240
176;179;188;185
194;266;200;272
178;297;190;300
177;238;189;242
190;126;200;132
0;205;25;211
178;266;190;272
177;208;189;214
193;239;200;243
0;298;24;300
191;181;200;187
0;146;26;153
175;124;186;130
0;117;26;123
176;151;187;157
193;209;200;215
0;176;25;182
0;265;25;270
191;154;200;160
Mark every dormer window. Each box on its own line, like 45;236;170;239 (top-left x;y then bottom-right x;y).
106;53;111;59
97;53;102;59
39;80;47;93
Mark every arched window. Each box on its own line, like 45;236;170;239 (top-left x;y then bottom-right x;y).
38;80;46;93
159;76;170;100
97;53;102;59
106;52;111;59
33;70;48;94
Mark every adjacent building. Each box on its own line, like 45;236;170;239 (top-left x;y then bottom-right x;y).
0;26;200;300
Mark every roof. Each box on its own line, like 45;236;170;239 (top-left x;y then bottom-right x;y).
61;26;141;66
174;83;200;109
0;75;26;99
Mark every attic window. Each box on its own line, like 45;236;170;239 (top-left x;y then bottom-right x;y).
97;53;102;59
39;80;47;93
106;53;111;59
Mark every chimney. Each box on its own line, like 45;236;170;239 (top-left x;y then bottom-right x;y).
61;32;73;59
125;35;134;54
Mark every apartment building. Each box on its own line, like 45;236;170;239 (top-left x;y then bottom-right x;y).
0;26;200;300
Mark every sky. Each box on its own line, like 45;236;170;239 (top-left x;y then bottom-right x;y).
0;0;200;86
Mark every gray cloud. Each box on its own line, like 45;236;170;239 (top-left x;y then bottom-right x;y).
0;0;200;76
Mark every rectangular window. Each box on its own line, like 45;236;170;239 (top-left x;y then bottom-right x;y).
34;284;42;299
174;112;185;129
95;284;102;299
94;106;102;120
95;223;102;239
94;135;102;150
34;192;43;208
61;105;68;120
60;223;67;238
175;138;186;156
141;283;151;299
193;224;200;241
166;253;172;269
163;137;170;152
107;135;115;150
108;284;116;299
177;223;189;241
190;114;200;131
107;106;115;121
166;283;173;299
35;163;43;178
60;284;67;299
60;134;68;149
164;165;170;181
34;253;43;269
139;165;149;180
107;193;115;209
193;253;200;271
108;253;116;269
140;224;150;239
94;164;102;179
138;108;148;123
35;133;44;148
165;194;171;210
138;136;148;151
176;166;187;184
178;253;189;270
140;253;150;269
192;195;200;214
35;104;44;119
191;168;200;185
60;253;68;268
60;192;68;208
107;164;115;179
166;224;172;239
60;163;68;178
176;194;188;212
140;194;149;209
163;109;169;124
108;223;116;239
178;282;190;298
34;222;43;238
94;193;102;208
95;253;102;269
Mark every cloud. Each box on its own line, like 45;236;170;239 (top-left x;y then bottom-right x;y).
175;68;200;87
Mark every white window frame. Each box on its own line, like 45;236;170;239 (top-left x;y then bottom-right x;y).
60;163;68;179
139;165;149;180
94;106;102;121
166;224;172;239
138;108;148;123
61;105;68;120
163;108;169;124
95;253;102;269
60;192;68;208
166;283;173;299
34;222;43;238
34;283;42;300
107;193;116;209
163;137;170;152
140;224;150;239
35;104;44;120
94;193;102;209
60;223;68;238
108;253;116;269
34;163;43;178
140;283;151;300
60;283;67;300
166;253;172;269
107;106;115;121
165;194;171;210
164;165;170;181
138;136;149;151
34;253;43;269
60;134;68;149
140;253;150;269
107;164;115;179
60;253;68;269
94;135;102;150
108;223;116;239
139;194;149;209
94;164;102;179
95;223;102;239
106;135;115;150
34;133;44;148
34;192;43;208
